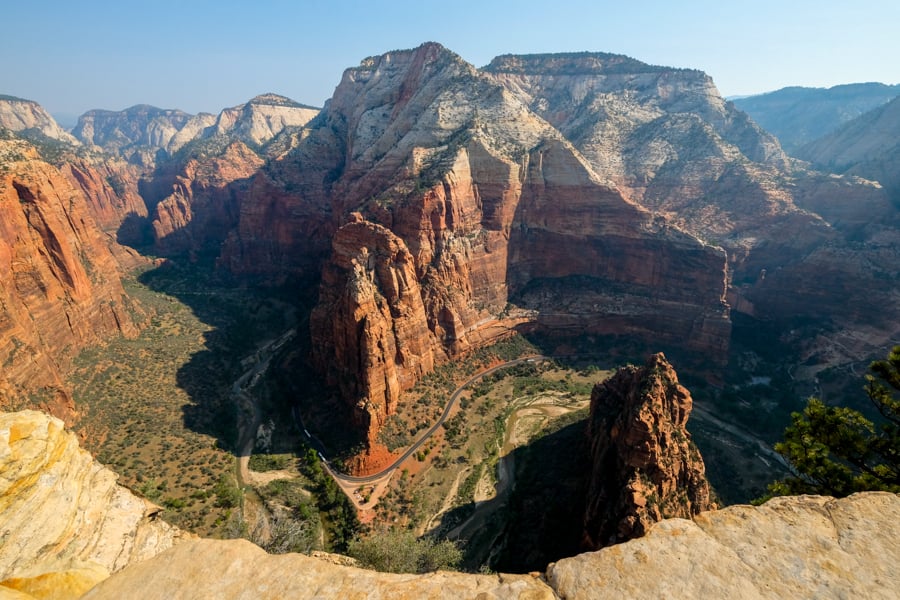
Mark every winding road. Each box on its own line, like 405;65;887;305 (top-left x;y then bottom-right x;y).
292;351;789;514
302;356;548;487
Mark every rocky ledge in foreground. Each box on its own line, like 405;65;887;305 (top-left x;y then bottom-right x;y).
0;410;188;598
2;409;898;599
80;493;900;599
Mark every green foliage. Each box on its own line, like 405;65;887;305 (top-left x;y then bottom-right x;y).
348;529;462;573
248;453;291;472
213;474;242;508
377;413;412;451
297;448;359;551
765;346;900;498
258;479;321;554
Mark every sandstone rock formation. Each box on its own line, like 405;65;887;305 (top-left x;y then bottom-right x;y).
0;410;186;598
312;214;439;448
582;353;715;549
72;94;321;258
3;411;899;599
150;140;264;255
58;158;148;237
5;45;899;465
549;492;900;600
294;43;730;451
72;94;319;165
81;494;900;599
84;538;556;600
0;136;138;419
0;96;79;145
216;44;900;451
733;82;900;153
202;93;319;148
73;105;194;166
484;52;900;368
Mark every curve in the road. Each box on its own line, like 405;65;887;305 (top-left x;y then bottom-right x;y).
313;356;548;485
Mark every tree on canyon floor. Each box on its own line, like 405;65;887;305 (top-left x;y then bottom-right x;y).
766;346;900;498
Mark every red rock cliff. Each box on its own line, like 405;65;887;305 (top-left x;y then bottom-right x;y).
582;353;715;549
0;137;137;421
303;44;730;449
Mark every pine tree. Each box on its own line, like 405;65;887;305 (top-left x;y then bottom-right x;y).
767;346;900;497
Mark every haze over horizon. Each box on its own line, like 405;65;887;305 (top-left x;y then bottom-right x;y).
3;0;899;121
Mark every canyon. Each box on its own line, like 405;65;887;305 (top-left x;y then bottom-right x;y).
2;42;899;458
1;39;900;596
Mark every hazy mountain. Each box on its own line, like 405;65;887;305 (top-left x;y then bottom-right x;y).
0;94;80;145
732;83;900;153
796;94;900;200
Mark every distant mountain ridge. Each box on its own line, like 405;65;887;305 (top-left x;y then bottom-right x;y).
0;94;80;145
71;93;320;166
2;42;899;462
733;83;900;153
796;94;900;201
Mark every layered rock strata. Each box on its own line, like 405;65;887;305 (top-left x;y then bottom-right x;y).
150;140;264;255
73;105;193;166
0;411;185;598
484;51;900;367
298;44;730;450
72;94;319;164
582;353;715;549
0;137;137;418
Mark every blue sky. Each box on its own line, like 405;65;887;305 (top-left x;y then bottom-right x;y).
3;0;899;119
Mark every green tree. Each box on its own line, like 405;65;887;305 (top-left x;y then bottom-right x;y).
347;529;462;573
767;346;900;497
213;473;241;508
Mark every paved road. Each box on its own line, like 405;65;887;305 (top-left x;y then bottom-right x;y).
306;356;548;485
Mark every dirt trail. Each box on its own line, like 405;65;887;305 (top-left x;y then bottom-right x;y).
446;394;586;541
230;329;296;541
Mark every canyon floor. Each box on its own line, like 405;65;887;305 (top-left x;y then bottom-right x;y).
64;257;804;570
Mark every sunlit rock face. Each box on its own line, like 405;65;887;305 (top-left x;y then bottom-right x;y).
294;43;730;449
2;407;898;599
0;96;79;145
582;353;715;549
485;52;900;367
0;137;138;419
79;493;900;599
0;410;187;598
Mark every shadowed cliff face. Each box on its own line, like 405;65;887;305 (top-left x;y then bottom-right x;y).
298;44;730;451
150;141;264;255
0;137;138;421
485;52;900;367
582;353;715;549
4;44;897;455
